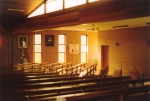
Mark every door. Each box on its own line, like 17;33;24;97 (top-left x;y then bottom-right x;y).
101;45;109;69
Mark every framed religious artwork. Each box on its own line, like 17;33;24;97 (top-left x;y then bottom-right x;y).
18;35;28;48
45;35;54;46
69;44;79;55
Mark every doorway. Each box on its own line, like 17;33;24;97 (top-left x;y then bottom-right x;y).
101;45;109;69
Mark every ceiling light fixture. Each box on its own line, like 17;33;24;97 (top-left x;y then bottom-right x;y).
87;24;99;31
8;8;25;12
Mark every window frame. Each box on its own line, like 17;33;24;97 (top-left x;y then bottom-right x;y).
58;34;66;63
81;35;88;63
34;34;42;63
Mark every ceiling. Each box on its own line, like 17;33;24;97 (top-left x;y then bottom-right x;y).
50;16;150;32
0;0;150;32
0;0;44;31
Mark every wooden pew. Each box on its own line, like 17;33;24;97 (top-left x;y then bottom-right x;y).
0;76;137;101
0;74;149;100
13;63;39;71
81;63;97;76
112;69;122;77
13;62;60;73
99;65;109;78
129;67;145;86
40;64;53;73
56;85;150;101
66;63;85;74
51;63;61;67
28;78;150;101
1;70;148;101
3;76;130;90
45;62;72;74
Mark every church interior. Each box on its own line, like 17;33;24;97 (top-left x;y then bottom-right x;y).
0;0;150;101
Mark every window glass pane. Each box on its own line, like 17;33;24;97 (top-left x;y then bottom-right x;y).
28;4;44;18
81;46;87;52
34;45;41;52
58;53;65;62
35;53;41;63
58;45;65;52
58;34;65;63
88;0;98;2
81;53;86;63
35;34;41;44
58;35;65;44
81;35;86;45
65;0;86;8
46;0;63;13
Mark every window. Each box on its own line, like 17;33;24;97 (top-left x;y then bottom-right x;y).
81;35;87;63
34;34;42;63
64;0;86;8
88;0;98;2
28;4;44;18
46;0;63;13
28;0;99;18
58;34;66;62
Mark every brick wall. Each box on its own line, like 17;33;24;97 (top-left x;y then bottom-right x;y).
12;30;98;69
12;26;150;75
98;26;150;75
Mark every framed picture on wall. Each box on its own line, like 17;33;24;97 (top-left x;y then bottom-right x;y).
18;35;28;48
69;44;79;54
45;35;54;46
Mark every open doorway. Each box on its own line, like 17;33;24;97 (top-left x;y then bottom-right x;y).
101;45;109;69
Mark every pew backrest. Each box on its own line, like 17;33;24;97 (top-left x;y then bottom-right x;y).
100;65;108;78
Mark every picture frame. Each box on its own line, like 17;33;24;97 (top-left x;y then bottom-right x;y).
18;35;28;48
69;44;79;54
45;35;54;46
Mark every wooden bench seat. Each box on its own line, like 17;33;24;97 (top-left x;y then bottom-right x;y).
129;67;145;86
55;85;150;101
27;79;150;101
81;64;97;76
0;72;79;80
99;65;109;78
1;77;149;101
0;70;149;101
1;76;130;90
66;63;85;74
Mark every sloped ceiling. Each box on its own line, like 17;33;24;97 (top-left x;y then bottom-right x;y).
0;0;44;32
0;0;149;32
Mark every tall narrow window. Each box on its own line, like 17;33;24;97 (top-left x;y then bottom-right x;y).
81;35;87;63
34;34;41;63
58;34;66;63
64;0;86;8
46;0;63;13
